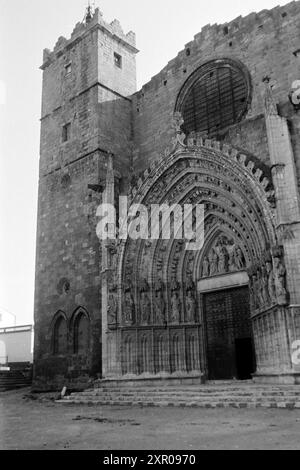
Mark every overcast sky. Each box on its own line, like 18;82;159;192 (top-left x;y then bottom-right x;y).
0;0;288;326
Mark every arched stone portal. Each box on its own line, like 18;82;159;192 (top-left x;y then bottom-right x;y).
103;129;292;383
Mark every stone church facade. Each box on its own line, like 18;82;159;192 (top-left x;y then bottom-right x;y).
33;2;300;390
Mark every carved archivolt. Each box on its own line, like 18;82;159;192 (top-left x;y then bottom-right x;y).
114;137;277;329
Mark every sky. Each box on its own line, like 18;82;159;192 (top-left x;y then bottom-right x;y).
0;0;288;326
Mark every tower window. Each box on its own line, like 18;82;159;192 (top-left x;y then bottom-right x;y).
62;123;71;142
176;59;251;138
65;63;72;75
114;52;122;68
74;312;90;354
53;315;68;355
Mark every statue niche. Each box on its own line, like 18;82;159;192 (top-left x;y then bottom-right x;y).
200;235;246;278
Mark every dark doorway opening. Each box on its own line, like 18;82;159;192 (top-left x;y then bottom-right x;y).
204;286;255;380
235;337;255;380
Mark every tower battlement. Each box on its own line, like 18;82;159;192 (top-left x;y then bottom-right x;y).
42;7;137;70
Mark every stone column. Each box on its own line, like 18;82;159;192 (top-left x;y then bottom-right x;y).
101;154;116;378
263;82;300;382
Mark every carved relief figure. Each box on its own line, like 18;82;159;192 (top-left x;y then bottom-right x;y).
234;247;245;270
217;246;228;274
202;256;210;277
124;280;135;325
248;274;256;311
266;259;277;304
209;249;218;276
186;275;195;293
255;267;264;307
228;250;236;272
251;271;259;309
260;264;270;306
273;253;288;305
153;278;166;324
170;281;181;324
201;237;246;279
186;290;196;323
140;279;151;325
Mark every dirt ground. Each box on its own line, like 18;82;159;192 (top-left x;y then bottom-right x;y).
1;388;300;450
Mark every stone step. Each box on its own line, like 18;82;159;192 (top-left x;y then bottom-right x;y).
72;389;300;398
65;392;300;401
59;397;300;409
86;385;300;393
65;392;300;402
70;394;300;403
0;370;32;391
58;383;300;410
96;386;300;394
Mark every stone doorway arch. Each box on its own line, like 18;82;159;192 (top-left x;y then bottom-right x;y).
103;130;291;383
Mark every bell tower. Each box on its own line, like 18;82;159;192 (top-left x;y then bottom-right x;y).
33;8;138;390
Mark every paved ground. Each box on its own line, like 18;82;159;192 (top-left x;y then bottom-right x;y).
1;388;300;450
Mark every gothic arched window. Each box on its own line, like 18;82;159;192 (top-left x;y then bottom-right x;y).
176;59;251;138
73;312;90;355
53;315;67;355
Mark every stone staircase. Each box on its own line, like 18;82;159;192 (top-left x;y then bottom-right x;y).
58;381;300;409
0;370;32;391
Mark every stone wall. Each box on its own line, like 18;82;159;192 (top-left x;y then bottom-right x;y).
132;1;300;173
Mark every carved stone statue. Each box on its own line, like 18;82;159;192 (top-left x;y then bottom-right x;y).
186;290;196;323
186;275;195;292
124;280;134;325
248;276;256;311
266;259;277;304
261;264;270;306
208;249;218;276
234;247;245;270
140;279;151;325
252;272;259;309
256;267;264;307
202;256;210;277
170;289;181;324
273;255;288;305
218;246;228;274
153;278;166;324
228;250;236;272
